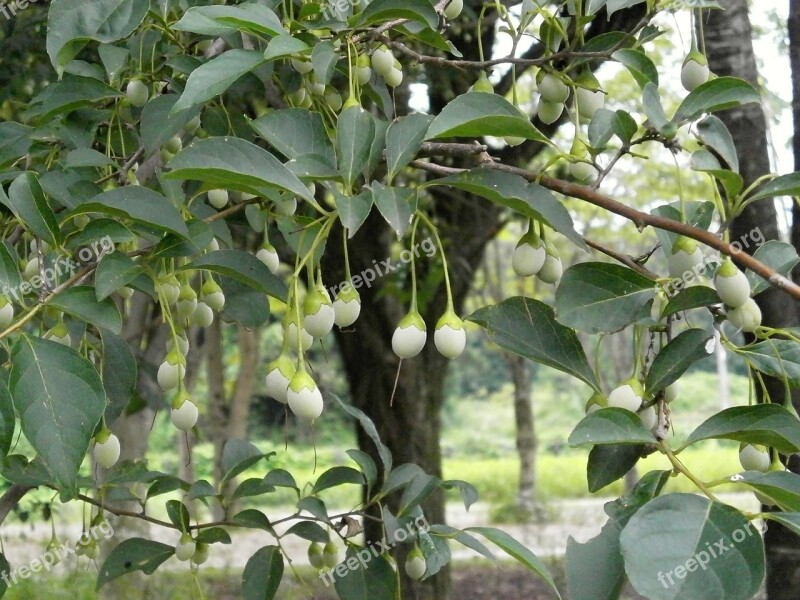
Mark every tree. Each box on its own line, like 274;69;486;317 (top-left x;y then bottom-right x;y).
0;1;800;600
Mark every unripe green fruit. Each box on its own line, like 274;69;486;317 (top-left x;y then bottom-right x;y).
357;65;372;85
191;301;214;327
384;66;403;88
444;0;463;19
322;542;339;569
191;543;210;565
207;189;229;209
537;99;564;125
201;280;226;312
159;276;181;304
714;260;751;308
276;197;297;216
291;58;313;74
167;333;190;356
371;46;395;77
538;73;569;104
164;135;182;154
537;254;563;284
392;312;427;358
0;300;14;330
185;115;202;134
76;538;98;559
45;322;71;346
585;392;607;414
126;80;149;107
324;88;343;111
569;160;596;182
23;257;39;280
504;136;525;147
575;87;604;121
470;72;494;94
664;382;678;403
176;285;198;318
308;542;325;569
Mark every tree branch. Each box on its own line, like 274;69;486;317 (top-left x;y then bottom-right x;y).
0;484;34;527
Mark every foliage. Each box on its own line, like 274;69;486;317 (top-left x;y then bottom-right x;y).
0;0;798;599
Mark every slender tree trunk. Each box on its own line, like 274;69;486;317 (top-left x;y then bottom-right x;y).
505;354;536;512
703;3;800;597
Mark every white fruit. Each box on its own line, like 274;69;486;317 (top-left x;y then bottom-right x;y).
607;383;643;412
285;321;314;351
158;359;185;391
538;73;569;104
504;136;525;146
304;304;335;338
287;372;324;422
167;334;190;357
405;554;426;580
664;382;678;403
256;246;280;274
333;296;361;327
324;88;343;111
638;406;658;431
24;257;39;280
276;198;297;216
265;363;293;404
444;0;463;19
175;534;196;561
537;255;563;284
357;66;372;85
681;58;710;92
512;240;545;277
667;247;705;280
537;100;564;125
93;433;121;468
0;302;14;329
392;318;427;359
171;399;199;431
569;161;596;182
126;80;149;107
575;87;604;120
207;189;229;209
434;321;467;359
726;298;762;333
202;290;226;312
739;444;770;472
191;302;214;327
714;266;751;308
371;46;395;77
160;278;181;304
291;58;313;74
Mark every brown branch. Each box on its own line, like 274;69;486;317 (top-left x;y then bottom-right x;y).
584;237;658;279
410;159;800;300
0;484;34;526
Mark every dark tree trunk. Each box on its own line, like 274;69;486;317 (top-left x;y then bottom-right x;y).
506;354;536;512
703;2;800;597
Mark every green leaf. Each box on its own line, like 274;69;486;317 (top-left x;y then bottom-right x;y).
284;521;330;543
398;472;440;516
606;0;646;17
588;108;638;148
313;466;365;494
569;408;656;446
429;524;495;559
334;396;392;474
233;509;273;530
47;0;150;72
418;529;452;578
232;478;275;500
674;77;760;123
587;444;643;493
72;187;189;238
196;527;232;545
690;149;744;199
465;527;561;598
426;93;548;142
251;109;335;162
555;262;655;334
141;95;200;153
0;242;21;292
744;241;800;295
642;82;669;130
662;286;721;318
0;373;17;457
311;41;339;85
386;114;434;182
468;296;600;390
763;512;800;537
94;252;143;301
426;168;586;249
180;250;287;300
166;499;191;531
334;189;373;237
264;468;298;490
441;479;479;511
696;115;739;172
333;547;397;600
337;106;376;191
172;4;285;37
297;497;330;524
645;329;714;393
242;546;283;600
173;50;265;114
347;449;377;493
620;494;764;600
566;522;625;600
683;404;800;453
9;335;106;494
0;123;33;169
736;339;800;387
96;538;174;589
370;183;417;238
747;172;800;202
220;439;270;483
263;35;310;62
100;329;136;424
166;137;314;202
65;148;116;169
612;49;658;87
351;0;438;29
49;286;122;334
5;173;61;246
731;471;800;511
219;276;270;328
26;75;125;121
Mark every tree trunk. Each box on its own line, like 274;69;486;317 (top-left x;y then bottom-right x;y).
703;3;800;597
506;354;536;512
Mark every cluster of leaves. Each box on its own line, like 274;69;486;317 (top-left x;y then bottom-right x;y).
0;0;799;599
